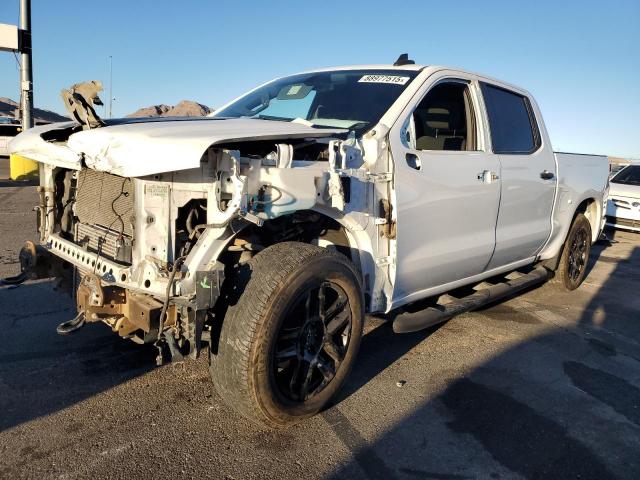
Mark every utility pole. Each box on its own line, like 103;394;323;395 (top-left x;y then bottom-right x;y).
109;55;113;118
19;0;34;129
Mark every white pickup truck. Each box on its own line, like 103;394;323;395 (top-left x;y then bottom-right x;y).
7;57;609;427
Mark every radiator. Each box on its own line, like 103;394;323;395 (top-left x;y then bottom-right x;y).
73;170;135;263
75;222;132;263
75;169;135;237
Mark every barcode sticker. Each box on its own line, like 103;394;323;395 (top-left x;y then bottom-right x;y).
358;75;410;85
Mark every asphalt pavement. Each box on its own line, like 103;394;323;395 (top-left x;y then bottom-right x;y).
1;180;639;480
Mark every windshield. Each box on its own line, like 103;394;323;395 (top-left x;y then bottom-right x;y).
215;70;419;133
611;165;640;186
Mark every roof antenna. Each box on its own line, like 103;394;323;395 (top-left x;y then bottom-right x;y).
393;53;415;66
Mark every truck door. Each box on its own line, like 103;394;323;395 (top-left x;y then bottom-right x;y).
479;82;557;269
390;78;501;306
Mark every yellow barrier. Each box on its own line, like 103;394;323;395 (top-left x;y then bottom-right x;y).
9;154;39;181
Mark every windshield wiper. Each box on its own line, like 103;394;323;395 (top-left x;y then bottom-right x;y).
254;114;292;122
291;117;361;130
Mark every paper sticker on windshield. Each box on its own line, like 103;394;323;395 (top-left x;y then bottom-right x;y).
358;74;410;85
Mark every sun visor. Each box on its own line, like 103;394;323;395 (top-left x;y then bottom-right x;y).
276;84;313;100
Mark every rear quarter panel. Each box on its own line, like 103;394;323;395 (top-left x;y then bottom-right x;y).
538;153;609;260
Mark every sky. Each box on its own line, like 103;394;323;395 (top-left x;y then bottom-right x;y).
1;0;638;159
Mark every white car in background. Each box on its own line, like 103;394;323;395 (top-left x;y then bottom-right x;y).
606;164;640;232
0;120;22;157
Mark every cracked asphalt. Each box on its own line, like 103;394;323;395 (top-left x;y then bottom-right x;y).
1;176;639;479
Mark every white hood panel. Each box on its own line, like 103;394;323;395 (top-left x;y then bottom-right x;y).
10;118;344;177
609;182;640;199
9;122;82;170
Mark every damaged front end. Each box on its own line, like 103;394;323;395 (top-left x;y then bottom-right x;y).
8;81;398;363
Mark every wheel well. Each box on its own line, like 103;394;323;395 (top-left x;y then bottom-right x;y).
542;197;599;273
225;210;356;263
208;211;358;355
575;198;598;241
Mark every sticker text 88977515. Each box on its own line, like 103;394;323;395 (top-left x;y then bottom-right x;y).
358;75;410;85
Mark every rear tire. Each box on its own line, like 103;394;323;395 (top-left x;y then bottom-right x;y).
209;241;364;427
556;213;592;291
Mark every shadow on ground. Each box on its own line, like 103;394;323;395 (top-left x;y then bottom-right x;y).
1;227;639;479
0;281;157;432
326;230;640;479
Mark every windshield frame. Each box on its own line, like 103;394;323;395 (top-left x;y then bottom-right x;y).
212;68;421;135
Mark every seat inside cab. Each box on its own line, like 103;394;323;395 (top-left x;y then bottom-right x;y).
413;82;475;151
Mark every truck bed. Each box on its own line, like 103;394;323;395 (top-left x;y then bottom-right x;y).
538;152;609;261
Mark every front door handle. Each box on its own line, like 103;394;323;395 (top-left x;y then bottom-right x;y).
540;170;555;180
406;153;421;170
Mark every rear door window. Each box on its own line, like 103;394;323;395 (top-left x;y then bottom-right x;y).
480;83;539;154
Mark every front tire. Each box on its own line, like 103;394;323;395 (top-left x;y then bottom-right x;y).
556;213;592;291
209;242;364;427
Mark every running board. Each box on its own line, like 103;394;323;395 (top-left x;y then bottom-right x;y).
392;267;551;333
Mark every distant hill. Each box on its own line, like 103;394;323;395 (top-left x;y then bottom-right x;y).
0;97;68;123
0;96;214;123
127;104;171;117
609;156;638;165
127;100;212;118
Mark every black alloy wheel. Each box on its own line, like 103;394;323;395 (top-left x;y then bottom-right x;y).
567;226;588;282
273;281;352;402
209;241;364;427
557;213;592;291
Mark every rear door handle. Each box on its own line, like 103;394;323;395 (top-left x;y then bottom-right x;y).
540;170;555;180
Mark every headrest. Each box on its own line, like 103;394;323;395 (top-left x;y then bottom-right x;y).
425;106;453;130
425;99;465;130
